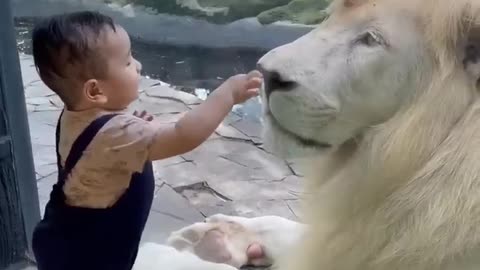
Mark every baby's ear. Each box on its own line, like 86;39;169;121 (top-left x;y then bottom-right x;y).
83;79;107;104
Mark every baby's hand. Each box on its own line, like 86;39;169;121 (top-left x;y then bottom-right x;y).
223;70;263;105
133;110;154;121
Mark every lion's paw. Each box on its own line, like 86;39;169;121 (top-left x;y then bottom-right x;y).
166;222;217;250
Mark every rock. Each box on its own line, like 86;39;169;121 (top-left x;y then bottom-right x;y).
120;0;291;24
257;0;330;25
108;0;328;25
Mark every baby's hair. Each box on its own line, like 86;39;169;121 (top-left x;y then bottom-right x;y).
32;11;116;107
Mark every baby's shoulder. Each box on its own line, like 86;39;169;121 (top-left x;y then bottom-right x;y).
94;113;156;143
100;112;151;129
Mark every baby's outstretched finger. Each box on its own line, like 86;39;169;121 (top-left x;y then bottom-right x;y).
247;70;263;80
246;88;260;98
246;77;263;89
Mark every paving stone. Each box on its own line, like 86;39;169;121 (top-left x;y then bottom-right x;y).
190;141;292;182
28;110;60;126
279;175;304;196
139;76;163;92
181;139;255;162
223;112;242;125
141;209;190;244
26;96;52;106
181;188;227;207
29;122;56;146
35;163;57;179
37;172;56;195
197;201;238;217
221;148;290;176
153;155;186;169
25;95;63;110
230;118;263;139
150;184;204;224
286;199;304;220
198;200;298;221
207;176;299;201
146;85;202;105
24;81;54;98
195;156;248;184
130;95;189;115
19;55;41;86
32;104;62;112
287;159;307;177
154;161;206;188
26;103;36;113
251;136;263;145
48;95;64;108
32;145;57;170
215;122;251;141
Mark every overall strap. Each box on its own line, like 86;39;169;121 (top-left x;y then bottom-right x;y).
56;111;118;181
55;110;64;171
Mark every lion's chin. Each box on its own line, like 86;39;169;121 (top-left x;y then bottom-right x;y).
262;116;331;159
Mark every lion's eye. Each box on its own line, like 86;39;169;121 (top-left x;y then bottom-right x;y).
358;31;382;46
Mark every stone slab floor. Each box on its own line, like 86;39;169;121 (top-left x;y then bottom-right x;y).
18;53;305;269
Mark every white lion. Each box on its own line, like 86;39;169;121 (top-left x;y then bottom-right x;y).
256;0;480;269
135;0;480;269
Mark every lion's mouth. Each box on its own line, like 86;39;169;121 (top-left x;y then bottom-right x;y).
266;112;332;149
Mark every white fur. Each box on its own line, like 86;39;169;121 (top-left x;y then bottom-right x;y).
257;0;480;269
204;214;306;267
133;215;305;269
136;0;480;269
133;242;236;270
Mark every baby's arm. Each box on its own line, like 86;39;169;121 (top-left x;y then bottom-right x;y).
147;70;262;161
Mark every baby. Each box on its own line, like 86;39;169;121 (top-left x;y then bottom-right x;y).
30;11;262;270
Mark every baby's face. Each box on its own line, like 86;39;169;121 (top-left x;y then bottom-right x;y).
96;25;142;110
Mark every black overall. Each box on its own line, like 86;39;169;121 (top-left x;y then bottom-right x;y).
32;112;155;270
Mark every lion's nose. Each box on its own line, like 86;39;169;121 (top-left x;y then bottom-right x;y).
257;63;297;97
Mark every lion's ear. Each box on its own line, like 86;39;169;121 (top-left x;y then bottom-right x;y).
464;25;480;86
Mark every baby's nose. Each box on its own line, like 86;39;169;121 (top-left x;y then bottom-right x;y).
135;59;142;73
